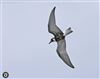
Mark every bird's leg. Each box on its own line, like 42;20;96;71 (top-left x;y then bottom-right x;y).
49;37;55;44
64;27;73;36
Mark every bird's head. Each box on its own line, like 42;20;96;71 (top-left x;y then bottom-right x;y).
49;38;55;44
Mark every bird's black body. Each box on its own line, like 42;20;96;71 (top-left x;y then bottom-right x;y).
55;33;65;42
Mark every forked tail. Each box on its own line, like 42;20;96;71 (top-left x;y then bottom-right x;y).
64;27;73;36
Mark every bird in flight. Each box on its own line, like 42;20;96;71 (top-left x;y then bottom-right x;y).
48;7;74;68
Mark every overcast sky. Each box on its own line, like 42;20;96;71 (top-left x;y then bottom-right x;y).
0;0;99;78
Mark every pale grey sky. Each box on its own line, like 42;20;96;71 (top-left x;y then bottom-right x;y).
0;1;99;78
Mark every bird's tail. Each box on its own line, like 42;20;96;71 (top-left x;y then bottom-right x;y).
64;27;73;36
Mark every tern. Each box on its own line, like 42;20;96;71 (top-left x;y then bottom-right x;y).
48;7;74;68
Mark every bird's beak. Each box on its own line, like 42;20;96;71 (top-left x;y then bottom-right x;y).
49;40;52;44
49;38;55;44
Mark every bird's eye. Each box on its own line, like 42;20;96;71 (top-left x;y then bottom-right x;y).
51;39;54;41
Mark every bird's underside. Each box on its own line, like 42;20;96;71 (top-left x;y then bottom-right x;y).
48;7;74;68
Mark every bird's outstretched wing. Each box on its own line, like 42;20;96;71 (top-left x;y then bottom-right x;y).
56;39;74;68
48;7;63;36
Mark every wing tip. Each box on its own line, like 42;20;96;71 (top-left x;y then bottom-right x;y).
68;61;75;68
70;65;75;68
53;6;56;11
67;62;75;68
54;6;56;9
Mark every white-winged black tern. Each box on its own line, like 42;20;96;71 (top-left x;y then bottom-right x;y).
48;7;74;68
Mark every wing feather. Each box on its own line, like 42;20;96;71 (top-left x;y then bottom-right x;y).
56;39;74;68
48;7;63;36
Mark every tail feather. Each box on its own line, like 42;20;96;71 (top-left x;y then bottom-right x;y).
64;27;73;36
